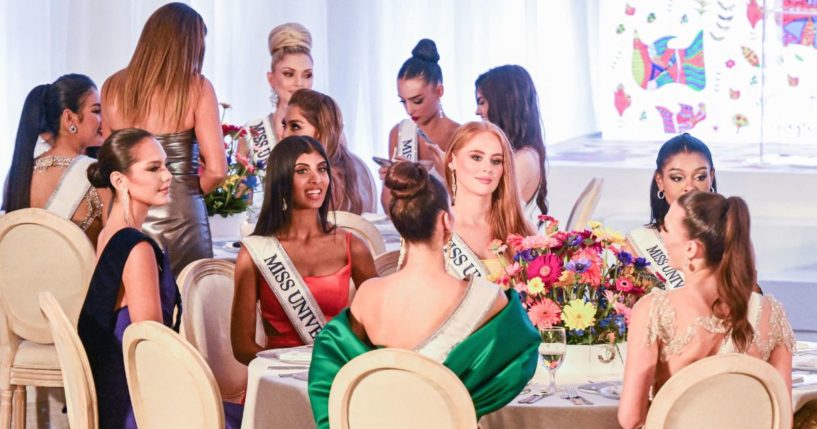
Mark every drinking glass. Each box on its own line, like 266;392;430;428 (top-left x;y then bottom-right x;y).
539;327;567;394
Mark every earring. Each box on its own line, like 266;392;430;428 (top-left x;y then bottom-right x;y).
451;170;458;206
282;197;288;211
269;89;279;113
685;256;696;273
121;189;133;227
68;124;77;134
709;186;715;192
657;190;665;200
438;102;445;119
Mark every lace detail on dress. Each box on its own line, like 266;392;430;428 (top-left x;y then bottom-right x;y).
753;296;795;361
33;156;103;231
33;155;74;171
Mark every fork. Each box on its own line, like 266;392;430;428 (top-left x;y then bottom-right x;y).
561;388;594;405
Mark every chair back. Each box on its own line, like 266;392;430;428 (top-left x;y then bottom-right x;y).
0;208;95;344
39;292;97;429
374;250;400;277
176;259;264;403
331;211;386;256
565;176;604;231
645;353;792;429
328;348;477;429
123;321;224;429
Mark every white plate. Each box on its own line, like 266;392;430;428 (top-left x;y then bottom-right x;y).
221;241;241;253
277;350;312;364
598;385;622;400
796;341;817;354
794;356;817;371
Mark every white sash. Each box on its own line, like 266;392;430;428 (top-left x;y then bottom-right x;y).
45;155;94;220
242;235;327;344
446;233;490;280
393;119;419;162
244;116;277;168
626;227;685;289
415;277;500;363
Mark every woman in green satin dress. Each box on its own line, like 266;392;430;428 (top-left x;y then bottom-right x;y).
308;161;539;427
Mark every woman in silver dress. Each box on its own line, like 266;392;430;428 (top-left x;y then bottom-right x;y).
100;2;227;275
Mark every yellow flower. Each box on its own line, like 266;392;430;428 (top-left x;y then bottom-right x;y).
527;277;545;295
588;220;602;230
561;299;597;330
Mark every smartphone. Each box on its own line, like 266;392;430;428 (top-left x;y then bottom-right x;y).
372;156;393;168
417;128;434;146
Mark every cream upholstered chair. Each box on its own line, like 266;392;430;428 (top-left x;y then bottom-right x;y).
176;258;264;404
328;348;477;429
38;292;97;429
123;321;224;429
645;353;792;429
374;250;400;277
565;176;604;231
331;211;387;257
0;208;95;428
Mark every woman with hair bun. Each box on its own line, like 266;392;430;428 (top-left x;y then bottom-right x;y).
3;74;110;245
618;190;794;429
380;38;460;213
79;128;181;429
244;22;314;161
308;161;539;428
283;88;376;214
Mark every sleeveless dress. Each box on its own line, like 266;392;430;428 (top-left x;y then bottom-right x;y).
258;233;353;348
142;129;213;276
78;228;181;429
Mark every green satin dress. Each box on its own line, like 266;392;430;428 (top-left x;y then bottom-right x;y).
307;290;540;428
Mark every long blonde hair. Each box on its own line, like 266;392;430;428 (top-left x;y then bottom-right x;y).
103;2;206;128
445;121;535;241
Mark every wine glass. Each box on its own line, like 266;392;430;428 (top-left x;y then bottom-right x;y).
539;327;567;394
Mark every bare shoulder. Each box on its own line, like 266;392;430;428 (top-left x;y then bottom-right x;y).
125;240;158;271
348;233;373;259
515;146;540;166
350;276;387;320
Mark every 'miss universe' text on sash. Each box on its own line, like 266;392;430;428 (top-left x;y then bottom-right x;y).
244;117;276;168
627;227;684;289
446;233;489;280
394;119;419;162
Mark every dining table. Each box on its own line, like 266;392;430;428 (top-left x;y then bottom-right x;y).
241;341;817;429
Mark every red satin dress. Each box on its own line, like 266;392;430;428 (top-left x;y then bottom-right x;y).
257;233;352;348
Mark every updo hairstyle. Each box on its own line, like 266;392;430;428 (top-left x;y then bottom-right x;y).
268;22;312;68
397;39;443;85
87;128;155;193
385;161;449;243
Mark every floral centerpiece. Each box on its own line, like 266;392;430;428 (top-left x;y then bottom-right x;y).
493;216;664;345
204;104;264;217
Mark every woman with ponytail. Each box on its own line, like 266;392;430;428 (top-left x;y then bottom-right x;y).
2;74;109;245
307;161;539;428
618;190;794;429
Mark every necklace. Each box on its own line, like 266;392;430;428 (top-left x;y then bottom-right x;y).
33;155;75;172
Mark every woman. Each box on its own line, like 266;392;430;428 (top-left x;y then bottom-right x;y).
475;64;548;226
618;191;794;429
3;74;109;245
444;121;535;280
283;88;376;214
244;22;313;162
380;38;460;212
308;161;540;428
101;2;227;275
626;132;716;289
230;136;377;364
79;128;182;429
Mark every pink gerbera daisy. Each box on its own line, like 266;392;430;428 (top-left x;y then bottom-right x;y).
526;254;563;285
528;298;562;330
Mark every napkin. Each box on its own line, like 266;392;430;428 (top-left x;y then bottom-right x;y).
257;346;313;363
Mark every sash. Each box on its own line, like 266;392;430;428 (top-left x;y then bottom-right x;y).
393;119;419;162
626;227;684;289
45;155;94;220
243;116;277;168
415;277;499;363
446;233;490;280
242;235;327;344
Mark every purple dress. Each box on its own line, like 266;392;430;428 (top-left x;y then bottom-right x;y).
78;228;181;429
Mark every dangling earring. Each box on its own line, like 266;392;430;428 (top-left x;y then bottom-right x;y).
269;89;279;113
451;170;458;206
282;197;288;211
68;124;77;134
685;256;695;273
121;189;133;227
709;186;715;192
657;190;665;200
438;102;445;119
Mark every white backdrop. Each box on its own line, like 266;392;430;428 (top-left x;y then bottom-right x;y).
0;0;599;207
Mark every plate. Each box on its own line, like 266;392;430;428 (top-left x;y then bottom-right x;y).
793;356;817;371
277;350;312;364
796;341;817;354
221;241;242;253
598;385;622;399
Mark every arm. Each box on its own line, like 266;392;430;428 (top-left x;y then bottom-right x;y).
349;235;377;288
231;248;264;365
194;77;227;194
765;298;794;393
513;148;540;205
379;125;399;214
121;242;163;323
618;295;659;429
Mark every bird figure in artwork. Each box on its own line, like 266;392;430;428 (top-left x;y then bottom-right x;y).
655;103;707;133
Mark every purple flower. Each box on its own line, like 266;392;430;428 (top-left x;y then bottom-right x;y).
634;257;650;269
617;251;633;265
243;175;258;189
568;234;583;246
566;258;591;274
514;249;538;263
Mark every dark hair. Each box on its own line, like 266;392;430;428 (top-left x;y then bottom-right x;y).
397;39;443;85
650;133;717;229
386;161;449;242
676;191;754;352
475;64;548;215
87;128;155;193
2;74;97;212
253;136;335;236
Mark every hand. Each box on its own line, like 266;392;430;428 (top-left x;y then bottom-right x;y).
379;155;410;181
420;136;446;175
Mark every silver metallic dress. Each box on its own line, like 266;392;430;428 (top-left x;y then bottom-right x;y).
142;129;213;276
